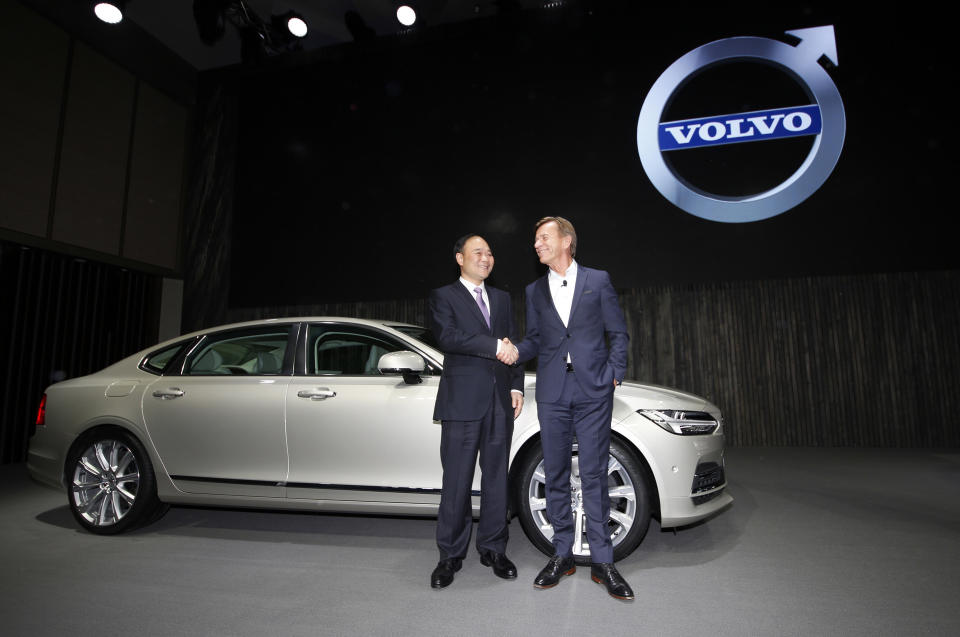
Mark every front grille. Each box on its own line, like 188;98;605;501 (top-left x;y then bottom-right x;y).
691;461;725;504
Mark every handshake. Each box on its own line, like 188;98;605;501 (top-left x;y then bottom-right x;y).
497;337;520;365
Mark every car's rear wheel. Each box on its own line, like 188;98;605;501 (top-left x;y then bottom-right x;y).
67;430;164;534
515;438;652;564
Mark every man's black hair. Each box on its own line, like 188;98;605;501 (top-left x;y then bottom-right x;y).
453;233;481;255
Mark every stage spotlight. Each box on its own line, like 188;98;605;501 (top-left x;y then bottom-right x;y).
193;1;311;61
287;15;308;37
272;10;308;38
396;5;416;27
93;1;125;24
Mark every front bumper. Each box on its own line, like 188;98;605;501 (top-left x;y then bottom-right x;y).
615;410;733;528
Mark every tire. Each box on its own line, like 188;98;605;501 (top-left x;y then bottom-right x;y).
66;429;165;535
515;437;652;564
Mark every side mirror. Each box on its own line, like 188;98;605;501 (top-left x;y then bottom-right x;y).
378;351;425;384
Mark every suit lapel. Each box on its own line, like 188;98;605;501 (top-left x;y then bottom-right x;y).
536;275;564;326
568;267;588;324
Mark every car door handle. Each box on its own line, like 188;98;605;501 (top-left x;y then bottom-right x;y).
152;388;184;399
297;388;337;401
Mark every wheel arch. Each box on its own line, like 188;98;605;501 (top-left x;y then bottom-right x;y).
61;420;157;489
610;426;663;522
63;420;168;534
507;431;542;518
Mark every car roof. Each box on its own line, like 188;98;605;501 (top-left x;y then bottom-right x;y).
174;317;421;340
136;317;427;356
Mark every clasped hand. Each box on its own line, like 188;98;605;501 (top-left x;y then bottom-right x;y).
497;337;519;365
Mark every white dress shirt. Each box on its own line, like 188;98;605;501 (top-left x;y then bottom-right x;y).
547;260;577;327
547;260;577;364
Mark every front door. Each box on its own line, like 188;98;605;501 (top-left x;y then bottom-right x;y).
284;323;442;505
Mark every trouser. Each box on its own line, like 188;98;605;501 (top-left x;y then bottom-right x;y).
537;369;615;563
436;393;512;559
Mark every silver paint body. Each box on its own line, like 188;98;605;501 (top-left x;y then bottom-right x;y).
28;317;731;527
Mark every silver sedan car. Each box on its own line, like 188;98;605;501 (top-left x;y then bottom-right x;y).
28;317;731;561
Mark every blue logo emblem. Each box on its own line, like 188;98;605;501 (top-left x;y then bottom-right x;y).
659;105;822;151
637;27;846;223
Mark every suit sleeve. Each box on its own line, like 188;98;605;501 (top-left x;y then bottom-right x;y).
505;294;525;393
515;283;541;364
429;288;499;359
600;271;629;382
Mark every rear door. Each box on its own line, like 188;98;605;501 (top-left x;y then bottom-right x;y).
142;324;295;497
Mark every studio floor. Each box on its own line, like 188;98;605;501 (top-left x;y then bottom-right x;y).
1;447;958;637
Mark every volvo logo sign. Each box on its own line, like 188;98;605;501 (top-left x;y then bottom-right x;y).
637;26;846;223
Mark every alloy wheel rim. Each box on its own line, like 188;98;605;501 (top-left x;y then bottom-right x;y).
71;440;141;526
527;451;638;558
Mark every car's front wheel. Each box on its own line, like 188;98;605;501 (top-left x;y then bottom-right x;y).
515;438;652;563
67;430;165;534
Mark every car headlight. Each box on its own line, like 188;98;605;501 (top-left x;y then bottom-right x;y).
638;409;719;435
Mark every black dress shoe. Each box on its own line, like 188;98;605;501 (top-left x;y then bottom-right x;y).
590;563;634;601
533;555;576;589
479;550;518;579
431;558;462;589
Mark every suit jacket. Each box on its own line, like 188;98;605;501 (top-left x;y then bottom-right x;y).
430;282;524;421
516;265;628;403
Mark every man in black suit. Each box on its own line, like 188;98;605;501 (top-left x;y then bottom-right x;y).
501;216;634;601
428;234;524;589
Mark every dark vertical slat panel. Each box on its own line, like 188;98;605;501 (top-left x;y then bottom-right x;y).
224;269;960;448
0;240;162;463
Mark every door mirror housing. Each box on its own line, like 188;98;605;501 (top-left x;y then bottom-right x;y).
378;351;425;384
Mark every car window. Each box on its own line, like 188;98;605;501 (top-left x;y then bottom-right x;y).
389;324;438;350
308;325;429;376
141;341;188;375
186;327;291;376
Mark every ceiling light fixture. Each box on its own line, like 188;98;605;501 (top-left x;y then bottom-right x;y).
287;15;308;38
93;1;125;24
192;1;310;63
271;9;308;38
396;5;417;27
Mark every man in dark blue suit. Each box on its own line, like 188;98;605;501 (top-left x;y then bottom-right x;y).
428;234;524;589
502;216;634;601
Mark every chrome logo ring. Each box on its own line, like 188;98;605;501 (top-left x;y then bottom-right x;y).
636;27;846;223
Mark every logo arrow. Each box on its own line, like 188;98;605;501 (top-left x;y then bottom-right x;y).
785;26;839;66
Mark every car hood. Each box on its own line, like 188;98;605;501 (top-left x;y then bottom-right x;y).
521;374;718;420
612;381;720;423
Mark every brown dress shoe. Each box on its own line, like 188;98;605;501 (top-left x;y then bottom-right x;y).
590;562;634;600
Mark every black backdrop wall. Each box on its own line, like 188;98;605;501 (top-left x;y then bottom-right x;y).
218;3;955;305
183;1;959;447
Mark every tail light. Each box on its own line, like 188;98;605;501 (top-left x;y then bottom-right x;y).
35;394;46;427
